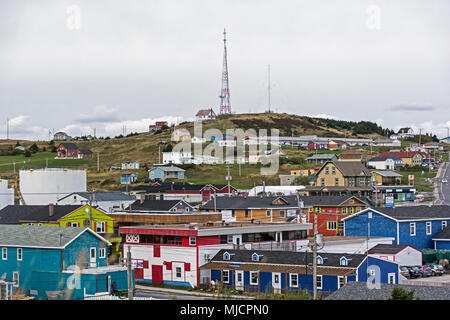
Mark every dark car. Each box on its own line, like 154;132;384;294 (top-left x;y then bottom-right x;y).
405;266;421;279
411;266;424;277
419;265;433;277
427;264;445;276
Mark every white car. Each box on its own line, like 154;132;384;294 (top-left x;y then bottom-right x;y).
443;179;448;184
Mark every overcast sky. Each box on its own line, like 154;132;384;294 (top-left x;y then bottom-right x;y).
1;0;449;140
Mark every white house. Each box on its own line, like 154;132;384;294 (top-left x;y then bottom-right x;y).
172;128;191;142
0;179;14;210
122;161;140;170
367;244;422;266
367;155;403;170
195;109;217;121
162;151;193;165
57;191;136;213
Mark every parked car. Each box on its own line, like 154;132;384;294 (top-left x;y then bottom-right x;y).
411;266;424;277
405;266;422;279
443;179;448;184
426;264;445;276
399;266;411;279
419;265;433;277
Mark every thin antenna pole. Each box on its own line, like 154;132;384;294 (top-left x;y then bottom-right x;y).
268;64;271;113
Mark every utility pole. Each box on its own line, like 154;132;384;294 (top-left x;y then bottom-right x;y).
127;246;134;300
89;190;93;230
97;152;100;172
226;165;232;196
419;128;422;146
312;210;318;300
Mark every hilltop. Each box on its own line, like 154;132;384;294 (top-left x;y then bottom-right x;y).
0;112;397;190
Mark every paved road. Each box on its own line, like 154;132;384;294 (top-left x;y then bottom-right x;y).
440;162;450;205
134;288;212;300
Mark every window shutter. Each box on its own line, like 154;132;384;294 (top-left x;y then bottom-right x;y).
104;221;108;233
184;262;191;271
66;222;71;227
154;245;161;257
143;260;149;269
165;261;172;270
94;222;97;231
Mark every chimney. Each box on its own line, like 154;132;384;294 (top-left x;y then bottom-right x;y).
140;194;144;204
49;203;54;217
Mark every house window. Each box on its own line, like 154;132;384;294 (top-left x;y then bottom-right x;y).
99;248;106;259
250;271;258;285
189;237;196;246
410;223;416;236
13;272;19;287
316;275;322;290
70;222;78;228
2;248;6;260
342;207;347;214
338;221;344;231
321;178;325;186
348;178;355;187
442;221;448;230
426;222;432;235
17;248;22;261
175;267;182;278
325;167;329;175
96;222;106;233
340;258;348;266
279;210;285;218
290;274;298;287
331;167;336;175
245;210;249;218
316;256;324;265
388;273;396;284
266;210;271;217
338;276;346;288
327;221;337;230
335;178;339;186
356;207;361;212
223;270;230;283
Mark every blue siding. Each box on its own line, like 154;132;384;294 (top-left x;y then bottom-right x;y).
435;240;450;250
344;210;398;242
357;256;399;284
63;231;108;268
399;220;450;249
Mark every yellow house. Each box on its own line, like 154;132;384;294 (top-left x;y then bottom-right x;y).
315;161;371;187
371;171;402;186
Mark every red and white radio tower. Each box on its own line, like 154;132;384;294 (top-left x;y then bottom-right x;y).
219;28;232;115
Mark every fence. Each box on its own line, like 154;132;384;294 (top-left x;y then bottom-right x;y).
84;293;158;300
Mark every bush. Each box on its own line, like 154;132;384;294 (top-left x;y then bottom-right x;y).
388;286;416;300
24;150;32;157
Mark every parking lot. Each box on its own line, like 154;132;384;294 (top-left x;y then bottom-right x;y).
402;273;450;286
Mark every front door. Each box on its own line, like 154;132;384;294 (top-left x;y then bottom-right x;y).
152;265;163;284
235;271;244;290
272;272;281;293
89;248;96;267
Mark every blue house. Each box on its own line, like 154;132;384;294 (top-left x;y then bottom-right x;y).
121;174;137;184
343;206;450;249
148;166;185;181
200;249;399;297
432;225;450;250
0;225;133;300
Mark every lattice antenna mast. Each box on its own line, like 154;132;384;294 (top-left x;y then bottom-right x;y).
219;29;232;115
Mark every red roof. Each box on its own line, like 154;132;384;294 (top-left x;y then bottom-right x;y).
196;109;216;117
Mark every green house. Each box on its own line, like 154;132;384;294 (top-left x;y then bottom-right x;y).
0;204;122;262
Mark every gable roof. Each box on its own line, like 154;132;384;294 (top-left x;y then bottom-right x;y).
343;205;450;222
0;205;83;224
201;195;300;210
432;225;450;240
371;171;403;177
317;161;370;177
368;155;402;162
209;249;366;269
79;149;93;154
306;154;338;160
59;142;79;150
149;166;185;172
0;224;110;249
379;151;421;159
339;150;363;159
367;244;410;254
327;281;450;300
57;192;135;202
125;199;193;211
196;109;216;117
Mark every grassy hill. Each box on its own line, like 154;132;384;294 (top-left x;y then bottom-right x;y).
0;112;394;191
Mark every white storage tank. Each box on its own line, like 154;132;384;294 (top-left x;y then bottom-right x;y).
19;168;87;205
0;179;14;209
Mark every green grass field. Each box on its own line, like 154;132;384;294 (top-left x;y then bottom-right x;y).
0;152;93;173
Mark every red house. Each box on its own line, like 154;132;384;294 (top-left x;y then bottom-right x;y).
57;143;93;159
302;195;370;236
